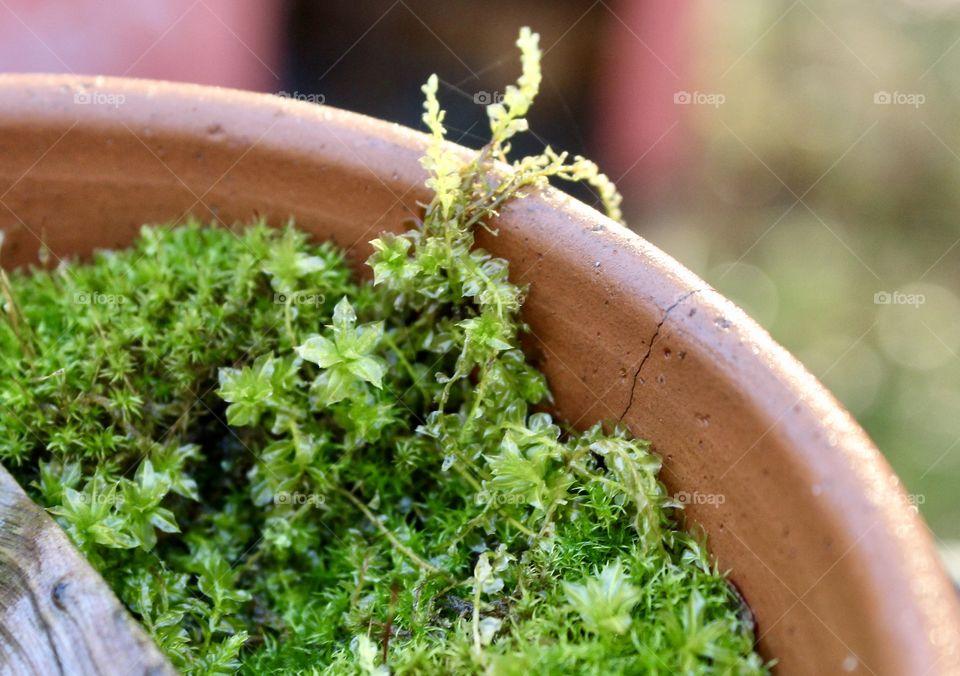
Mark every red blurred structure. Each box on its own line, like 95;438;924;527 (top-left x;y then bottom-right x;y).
0;1;282;91
595;0;694;204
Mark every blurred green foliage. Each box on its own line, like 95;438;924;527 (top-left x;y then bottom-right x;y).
645;0;960;539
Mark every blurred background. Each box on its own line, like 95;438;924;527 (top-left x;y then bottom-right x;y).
2;0;959;573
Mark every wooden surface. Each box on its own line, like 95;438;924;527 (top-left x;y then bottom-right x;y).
0;465;174;675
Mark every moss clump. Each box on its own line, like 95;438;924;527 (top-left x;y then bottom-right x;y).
0;28;768;675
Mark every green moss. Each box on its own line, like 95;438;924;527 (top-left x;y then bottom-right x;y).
0;28;769;675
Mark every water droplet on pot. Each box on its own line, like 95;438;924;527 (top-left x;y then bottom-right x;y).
842;655;858;672
695;413;710;428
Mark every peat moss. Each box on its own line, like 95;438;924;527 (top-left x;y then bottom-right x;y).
0;29;768;675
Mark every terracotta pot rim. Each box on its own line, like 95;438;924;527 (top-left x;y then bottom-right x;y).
0;73;957;674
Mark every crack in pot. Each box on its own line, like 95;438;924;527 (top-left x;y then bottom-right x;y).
618;289;705;422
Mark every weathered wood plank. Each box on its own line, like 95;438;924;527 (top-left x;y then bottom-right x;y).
0;464;174;675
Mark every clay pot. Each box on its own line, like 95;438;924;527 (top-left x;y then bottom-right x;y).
0;74;957;675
